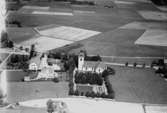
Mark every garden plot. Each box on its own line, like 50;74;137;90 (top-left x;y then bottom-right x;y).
37;26;101;41
32;11;73;16
120;21;167;30
135;30;167;46
138;11;167;21
20;36;73;52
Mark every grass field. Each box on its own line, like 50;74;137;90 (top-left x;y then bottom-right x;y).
7;81;69;103
109;65;167;104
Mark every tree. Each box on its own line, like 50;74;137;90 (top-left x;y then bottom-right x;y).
101;93;107;98
47;99;54;113
1;31;8;42
125;62;128;67
11;55;19;63
25;48;29;52
105;81;114;94
102;70;109;78
85;92;90;97
106;93;115;99
81;74;87;84
74;90;79;96
96;74;103;85
90;92;96;98
20;61;29;71
29;44;36;59
81;92;84;96
8;40;14;48
107;67;115;75
1;31;11;48
133;62;137;67
52;77;59;83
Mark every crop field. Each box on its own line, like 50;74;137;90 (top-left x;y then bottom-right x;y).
8;0;167;58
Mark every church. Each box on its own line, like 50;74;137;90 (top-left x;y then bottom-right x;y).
73;51;108;95
78;51;106;73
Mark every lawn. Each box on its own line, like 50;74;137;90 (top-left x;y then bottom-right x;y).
7;81;69;103
108;65;167;104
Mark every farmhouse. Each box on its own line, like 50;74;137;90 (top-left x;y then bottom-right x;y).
29;53;64;80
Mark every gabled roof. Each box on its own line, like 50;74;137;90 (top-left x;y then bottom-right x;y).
47;58;61;64
83;61;106;69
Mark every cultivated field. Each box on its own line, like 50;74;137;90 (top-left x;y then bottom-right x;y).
8;0;167;58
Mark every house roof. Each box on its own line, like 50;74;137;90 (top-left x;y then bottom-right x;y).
47;58;61;64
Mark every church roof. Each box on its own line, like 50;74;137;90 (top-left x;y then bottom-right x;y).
48;58;61;64
83;61;106;69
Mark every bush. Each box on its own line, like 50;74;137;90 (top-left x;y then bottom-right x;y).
89;92;96;98
68;89;74;95
69;82;74;88
133;62;137;67
74;90;79;96
125;62;128;67
105;82;114;94
52;78;59;83
85;92;90;97
106;93;115;99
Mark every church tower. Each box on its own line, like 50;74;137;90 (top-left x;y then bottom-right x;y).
78;51;85;71
39;53;48;69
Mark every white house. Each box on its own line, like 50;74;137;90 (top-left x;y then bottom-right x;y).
29;63;38;71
